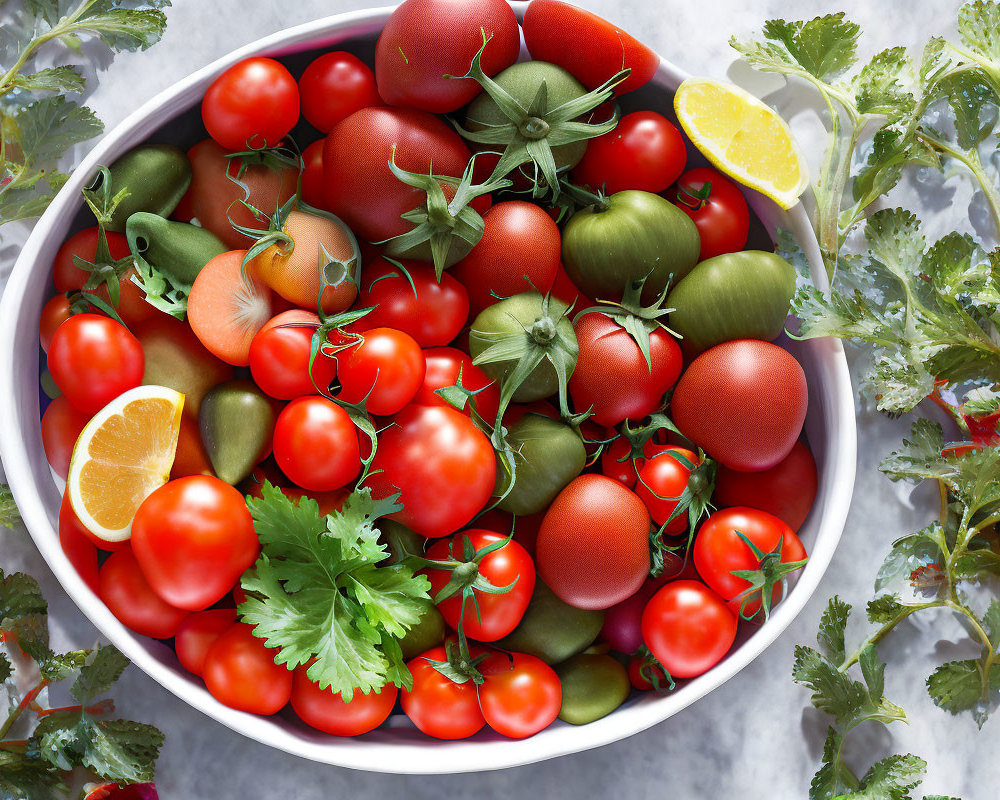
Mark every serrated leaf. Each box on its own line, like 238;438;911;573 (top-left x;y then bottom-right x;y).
853;753;927;800
926;658;1000;725
868;594;907;623
817;596;849;664
39;649;88;683
10;97;102;167
859;645;885;700
11;65;86;94
958;0;1000;60
733;13;860;82
0;751;65;800
880;419;948;482
853;47;915;118
0;484;20;529
0;569;47;623
982;600;1000;646
810;727;858;800
70;644;128;703
874;526;947;603
0;652;11;682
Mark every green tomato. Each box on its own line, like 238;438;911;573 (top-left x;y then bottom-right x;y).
497;414;586;515
497;580;604;665
104;144;192;231
199;379;276;485
399;599;446;661
556;653;630;725
379;519;426;566
126;212;227;288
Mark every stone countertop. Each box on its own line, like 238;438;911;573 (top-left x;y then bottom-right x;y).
0;1;988;797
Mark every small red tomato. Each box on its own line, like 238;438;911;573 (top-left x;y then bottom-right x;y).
99;549;188;639
40;295;72;352
628;652;671;691
671;167;750;261
58;506;99;593
249;310;337;400
300;140;328;210
60;492;124;554
635;447;699;535
272;397;360;491
298;51;381;133
402;646;485;739
411;346;500;423
336;327;425;416
203;623;293;715
41;397;90;479
52;227;131;293
478;651;562;739
202;57;300;151
291;665;397;736
175;608;238;677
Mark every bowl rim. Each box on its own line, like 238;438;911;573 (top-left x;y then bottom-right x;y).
0;1;857;774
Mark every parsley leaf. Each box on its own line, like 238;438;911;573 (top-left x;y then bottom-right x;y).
852;47;915;118
926;659;1000;727
957;0;1000;61
731;14;860;83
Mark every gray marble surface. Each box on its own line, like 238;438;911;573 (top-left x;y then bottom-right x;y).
0;1;992;797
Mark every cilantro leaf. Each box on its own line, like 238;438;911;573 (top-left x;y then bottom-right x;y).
880;419;948;482
853;47;915;118
732;14;860;82
11;66;86;94
851;753;927;800
24;0;170;52
817;596;849;664
874;526;947;603
926;659;1000;728
957;0;1000;61
867;594;907;623
810;727;859;800
12;96;103;167
0;569;47;623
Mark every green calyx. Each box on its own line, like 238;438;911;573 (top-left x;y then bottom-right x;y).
425;637;489;686
729;533;809;622
75;166;135;307
633;645;676;691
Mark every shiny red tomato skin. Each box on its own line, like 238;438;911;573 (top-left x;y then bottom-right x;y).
52;227;131;293
570;313;683;427
175;608;238;677
635;447;698;535
641;580;737;679
374;0;520;113
58;503;99;593
411;346;500;423
671;167;750;261
47;314;144;414
40;295;72;352
402;646;486;739
300;140;328;210
536;474;651;610
41;397;90;479
202;57;299;151
336;327;425;415
130;476;259;611
478;651;562;738
291;667;397;736
203;623;293;715
367;404;496;538
60;492;124;554
249;310;337;400
355;258;469;347
424;529;535;641
99;549;189;639
272;397;360;491
573;112;687;195
298;51;380;133
714;440;818;532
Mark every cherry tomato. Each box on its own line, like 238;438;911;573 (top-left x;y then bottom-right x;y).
641;580;736;679
671;167;750;261
60;492;124;556
336;328;425;416
249;310;337;400
98;549;188;639
53;227;130;292
634;448;699;535
58;502;99;593
203;622;293;715
600;431;675;488
202;57;300;151
40;295;72;352
573;111;686;195
47;314;144;414
175;608;238;677
299;51;381;133
300;140;327;210
628;652;671;691
411;347;500;423
272;397;360;492
130;476;259;611
291;665;397;736
41;397;90;479
478;651;561;738
402;646;485;739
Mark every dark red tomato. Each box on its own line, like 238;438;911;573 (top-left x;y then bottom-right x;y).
299;51;380;133
693;506;807;617
131;476;259;611
478;651;561;738
714;440;817;531
536;474;650;610
635;447;699;535
41;397;90;479
337;327;425;415
203;623;293;715
424;529;535;641
411;346;500;423
58;502;99;593
628;653;670;691
355;258;469;347
671;339;807;472
367;404;496;538
175;608;238;677
569;312;683;427
202;57;299;151
549;264;596;311
641;580;736;679
374;0;520;113
52;227;131;294
60;492;124;555
47;314;144;415
300;140;328;210
249;309;337;400
272;397;360;491
450;202;561;317
600;577;668;655
291;665;397;735
324;107;481;242
40;295;72;353
522;0;658;95
401;645;486;739
98;549;188;639
672;167;750;260
573;112;687;195
599;432;670;489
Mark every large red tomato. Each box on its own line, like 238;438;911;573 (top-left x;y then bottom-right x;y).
98;549;189;639
401;645;485;739
374;0;520;113
411;346;501;423
291;665;397;735
478;651;562;739
671;339;807;472
203;623;293;715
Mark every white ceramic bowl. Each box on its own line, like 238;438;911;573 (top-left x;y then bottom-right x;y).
0;2;856;774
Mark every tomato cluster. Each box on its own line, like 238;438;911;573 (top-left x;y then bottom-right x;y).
39;0;818;742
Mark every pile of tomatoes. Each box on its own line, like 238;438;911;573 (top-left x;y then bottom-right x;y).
38;0;817;741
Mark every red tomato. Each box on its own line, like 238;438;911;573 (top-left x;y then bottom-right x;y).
635;447;699;535
355;258;469;347
272;397;360;491
52;226;131;293
175;608;237;677
367;404;496;538
411;346;500;423
693;506;807;617
130;476;259;611
41;397;90;479
479;651;561;738
671;167;750;261
450;202;561;317
58;503;99;593
714;440;817;531
522;1;658;95
641;580;736;679
600;432;666;489
291;666;397;735
99;549;188;639
600;578;668;655
60;492;124;554
424;529;535;641
40;295;72;352
298;51;380;133
336;327;425;416
300;140;328;210
628;652;671;691
671;339;807;472
549;264;596;311
202;58;300;151
572;112;687;195
47;314;144;414
402;646;485;739
203;623;293;715
536;475;650;610
374;0;520;113
249;310;337;400
171;414;216;480
569;312;683;427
